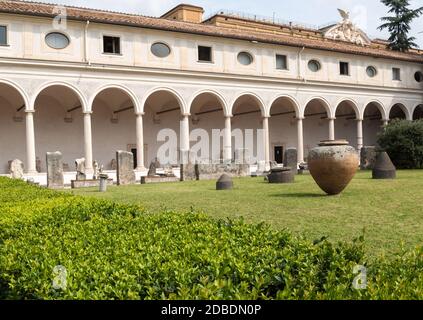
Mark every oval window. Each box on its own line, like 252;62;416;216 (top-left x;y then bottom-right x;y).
308;60;321;72
45;32;70;49
151;42;171;58
414;71;423;83
366;66;377;78
237;52;253;66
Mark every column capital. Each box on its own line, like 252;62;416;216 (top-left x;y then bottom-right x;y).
225;114;233;119
135;112;145;116
296;117;305;120
328;117;336;121
25;109;35;114
356;118;364;122
83;111;93;115
182;113;191;117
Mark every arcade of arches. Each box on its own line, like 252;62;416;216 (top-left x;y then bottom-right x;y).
1;82;422;176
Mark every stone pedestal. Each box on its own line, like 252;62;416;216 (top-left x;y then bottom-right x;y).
116;151;136;185
360;146;377;170
267;167;295;184
46;151;64;189
216;174;233;190
180;151;198;181
372;152;396;179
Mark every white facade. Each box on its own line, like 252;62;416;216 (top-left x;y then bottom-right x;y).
0;5;422;183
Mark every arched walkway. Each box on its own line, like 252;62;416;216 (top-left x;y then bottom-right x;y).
389;103;407;120
269;96;300;164
190;91;227;163
143;89;184;166
363;102;384;147
33;84;85;173
303;98;331;157
0;83;27;174
334;100;360;148
92;87;139;170
413;104;423;120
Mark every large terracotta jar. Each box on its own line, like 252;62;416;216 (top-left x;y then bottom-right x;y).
308;140;358;195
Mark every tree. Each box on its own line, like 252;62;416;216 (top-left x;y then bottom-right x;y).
377;119;423;169
378;0;423;52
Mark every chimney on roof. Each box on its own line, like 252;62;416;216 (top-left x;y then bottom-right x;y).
161;4;204;23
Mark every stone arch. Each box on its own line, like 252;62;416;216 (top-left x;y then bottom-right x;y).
363;100;387;121
32;81;88;172
89;84;140;114
269;94;301;118
141;87;185;114
302;96;332;118
0;79;30;109
31;81;87;112
0;80;29;174
230;92;266;117
412;103;423;120
388;103;410;120
334;98;360;119
188;89;229;116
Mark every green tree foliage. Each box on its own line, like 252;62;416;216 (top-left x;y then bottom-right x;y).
378;0;423;51
378;119;423;169
0;178;422;299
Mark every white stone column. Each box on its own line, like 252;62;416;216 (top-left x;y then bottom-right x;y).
25;110;37;174
83;112;93;172
383;119;389;127
262;116;270;168
297;117;304;163
328;117;335;141
135;113;145;170
223;116;232;162
356;118;363;151
180;114;190;155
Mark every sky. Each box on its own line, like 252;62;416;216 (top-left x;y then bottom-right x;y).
34;0;423;48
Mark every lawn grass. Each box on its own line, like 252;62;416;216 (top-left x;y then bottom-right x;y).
71;170;423;257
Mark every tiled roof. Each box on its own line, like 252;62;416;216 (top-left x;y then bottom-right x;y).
1;0;423;63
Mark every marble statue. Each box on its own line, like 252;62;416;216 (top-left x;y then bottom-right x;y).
10;159;24;179
75;158;86;181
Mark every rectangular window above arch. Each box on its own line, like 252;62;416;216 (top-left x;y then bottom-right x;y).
340;62;349;76
0;26;7;46
276;54;288;70
103;36;121;55
198;46;213;62
392;68;401;81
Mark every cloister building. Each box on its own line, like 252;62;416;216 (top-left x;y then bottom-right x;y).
0;1;422;184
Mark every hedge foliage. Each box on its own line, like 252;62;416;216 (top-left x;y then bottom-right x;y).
378;119;423;169
0;178;422;300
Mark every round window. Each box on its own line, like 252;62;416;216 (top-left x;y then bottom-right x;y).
45;32;70;49
151;42;171;58
414;71;423;83
308;60;321;72
366;66;377;78
237;52;253;66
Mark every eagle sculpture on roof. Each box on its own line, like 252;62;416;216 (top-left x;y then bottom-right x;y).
337;9;350;21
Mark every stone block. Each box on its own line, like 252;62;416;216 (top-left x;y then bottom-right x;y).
360;146;377;170
268;167;295;184
283;148;298;174
216;173;233;190
116;151;136;185
372;152;396;179
46;151;64;189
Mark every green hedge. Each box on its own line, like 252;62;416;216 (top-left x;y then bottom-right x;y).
0;178;421;300
377;119;423;169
